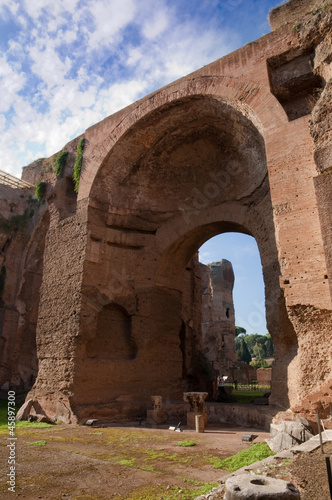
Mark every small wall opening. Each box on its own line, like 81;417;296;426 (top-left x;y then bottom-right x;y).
87;303;137;360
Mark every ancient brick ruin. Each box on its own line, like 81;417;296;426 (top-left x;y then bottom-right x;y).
201;260;237;377
0;0;331;426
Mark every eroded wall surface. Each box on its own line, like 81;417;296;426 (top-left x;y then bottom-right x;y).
1;0;331;425
201;260;237;376
0;184;47;389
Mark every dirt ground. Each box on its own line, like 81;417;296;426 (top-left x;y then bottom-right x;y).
0;421;270;500
288;441;332;500
2;420;332;500
218;439;332;500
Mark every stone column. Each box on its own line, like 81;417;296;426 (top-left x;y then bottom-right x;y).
183;392;208;429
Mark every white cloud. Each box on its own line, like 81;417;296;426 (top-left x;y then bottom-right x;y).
23;0;78;21
0;114;6;132
98;80;147;116
127;47;142;66
29;40;72;90
0;56;26;113
142;8;169;39
87;0;136;49
0;0;19;16
0;0;241;177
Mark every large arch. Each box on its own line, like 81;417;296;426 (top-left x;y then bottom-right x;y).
69;93;298;420
24;5;332;426
79;74;287;202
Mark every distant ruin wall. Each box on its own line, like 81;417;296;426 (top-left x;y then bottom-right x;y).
200;260;237;376
257;368;272;387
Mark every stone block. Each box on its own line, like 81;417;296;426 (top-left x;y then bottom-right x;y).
195;414;205;433
187;411;207;429
267;419;314;452
16;399;33;421
28;414;53;424
224;474;300;499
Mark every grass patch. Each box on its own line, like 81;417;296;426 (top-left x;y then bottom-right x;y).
119;458;136;467
0;399;54;432
217;390;266;404
143;450;178;461
177;439;196;447
28;440;47;446
121;482;219;500
210;442;275;472
137;465;159;473
94;446;196;470
16;421;53;429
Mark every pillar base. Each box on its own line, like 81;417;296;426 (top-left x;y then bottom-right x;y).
187;411;207;429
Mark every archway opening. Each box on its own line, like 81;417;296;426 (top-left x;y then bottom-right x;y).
197;232;274;399
199;232;267;336
155;218;297;410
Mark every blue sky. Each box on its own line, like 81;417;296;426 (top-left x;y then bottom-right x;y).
0;0;285;333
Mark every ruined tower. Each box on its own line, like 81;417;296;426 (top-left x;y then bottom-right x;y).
201;260;237;376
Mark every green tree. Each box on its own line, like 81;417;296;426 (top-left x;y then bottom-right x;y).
253;342;264;360
265;333;274;357
235;326;247;337
237;339;252;364
250;358;270;369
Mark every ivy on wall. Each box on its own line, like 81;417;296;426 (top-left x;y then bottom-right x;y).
35;182;47;201
55;151;68;178
73;137;85;193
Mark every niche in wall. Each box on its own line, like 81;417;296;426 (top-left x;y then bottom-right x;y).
87;303;137;360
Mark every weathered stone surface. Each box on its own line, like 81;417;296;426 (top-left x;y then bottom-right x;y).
0;183;47;389
0;0;331;424
35;414;53;423
257;368;272;387
267;418;314;452
146;409;166;425
16;398;33;421
195;414;205;433
28;413;53;423
269;0;324;31
224;474;300;499
201;260;237;378
253;397;270;406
